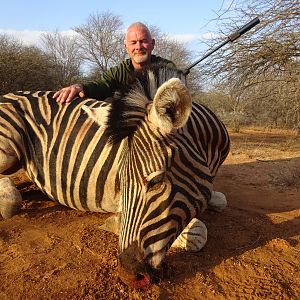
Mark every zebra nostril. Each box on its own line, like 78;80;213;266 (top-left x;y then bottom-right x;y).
136;273;146;280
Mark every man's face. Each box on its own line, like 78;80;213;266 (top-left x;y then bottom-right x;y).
125;26;155;69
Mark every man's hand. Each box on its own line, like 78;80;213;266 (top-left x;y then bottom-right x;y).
53;84;85;104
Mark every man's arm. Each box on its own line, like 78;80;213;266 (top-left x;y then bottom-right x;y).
53;62;126;103
81;73;115;100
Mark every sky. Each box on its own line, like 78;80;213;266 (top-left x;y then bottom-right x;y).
0;0;232;53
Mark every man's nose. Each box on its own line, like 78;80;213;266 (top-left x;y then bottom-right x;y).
135;41;143;49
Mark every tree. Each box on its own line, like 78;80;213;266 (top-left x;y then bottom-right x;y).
41;31;82;87
73;11;126;76
200;0;300;129
149;25;203;95
0;34;60;94
0;34;23;94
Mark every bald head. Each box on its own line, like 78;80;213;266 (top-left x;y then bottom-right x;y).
125;22;152;40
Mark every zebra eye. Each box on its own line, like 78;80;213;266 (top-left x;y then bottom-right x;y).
146;173;165;192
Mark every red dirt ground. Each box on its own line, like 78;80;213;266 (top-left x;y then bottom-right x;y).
1;127;300;300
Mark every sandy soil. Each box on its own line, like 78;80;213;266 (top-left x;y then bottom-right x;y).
0;127;300;300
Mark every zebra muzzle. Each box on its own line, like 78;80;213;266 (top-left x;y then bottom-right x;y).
118;241;166;289
118;266;151;289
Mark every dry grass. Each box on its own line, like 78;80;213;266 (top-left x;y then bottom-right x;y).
269;161;300;189
228;126;300;162
227;126;300;189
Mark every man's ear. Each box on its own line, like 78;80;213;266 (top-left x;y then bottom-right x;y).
151;38;155;48
124;40;128;52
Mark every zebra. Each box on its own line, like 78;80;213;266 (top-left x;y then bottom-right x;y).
0;67;230;288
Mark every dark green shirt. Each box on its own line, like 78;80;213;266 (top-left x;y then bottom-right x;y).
82;55;175;100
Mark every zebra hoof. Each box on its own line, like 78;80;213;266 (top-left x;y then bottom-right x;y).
171;218;207;252
208;191;227;212
0;177;22;219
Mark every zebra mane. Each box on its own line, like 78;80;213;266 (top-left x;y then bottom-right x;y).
105;65;186;144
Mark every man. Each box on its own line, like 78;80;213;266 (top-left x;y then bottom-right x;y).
54;22;175;103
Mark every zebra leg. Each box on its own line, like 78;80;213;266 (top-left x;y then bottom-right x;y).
0;137;20;175
171;218;207;252
0;177;22;219
208;191;227;212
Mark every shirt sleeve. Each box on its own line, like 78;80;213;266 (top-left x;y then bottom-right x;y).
82;66;120;100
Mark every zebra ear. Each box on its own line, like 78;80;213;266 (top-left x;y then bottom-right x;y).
81;104;110;126
147;78;192;134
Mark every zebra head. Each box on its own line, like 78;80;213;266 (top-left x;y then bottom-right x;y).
99;68;209;288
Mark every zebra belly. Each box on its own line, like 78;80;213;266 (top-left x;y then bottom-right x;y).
25;157;121;213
